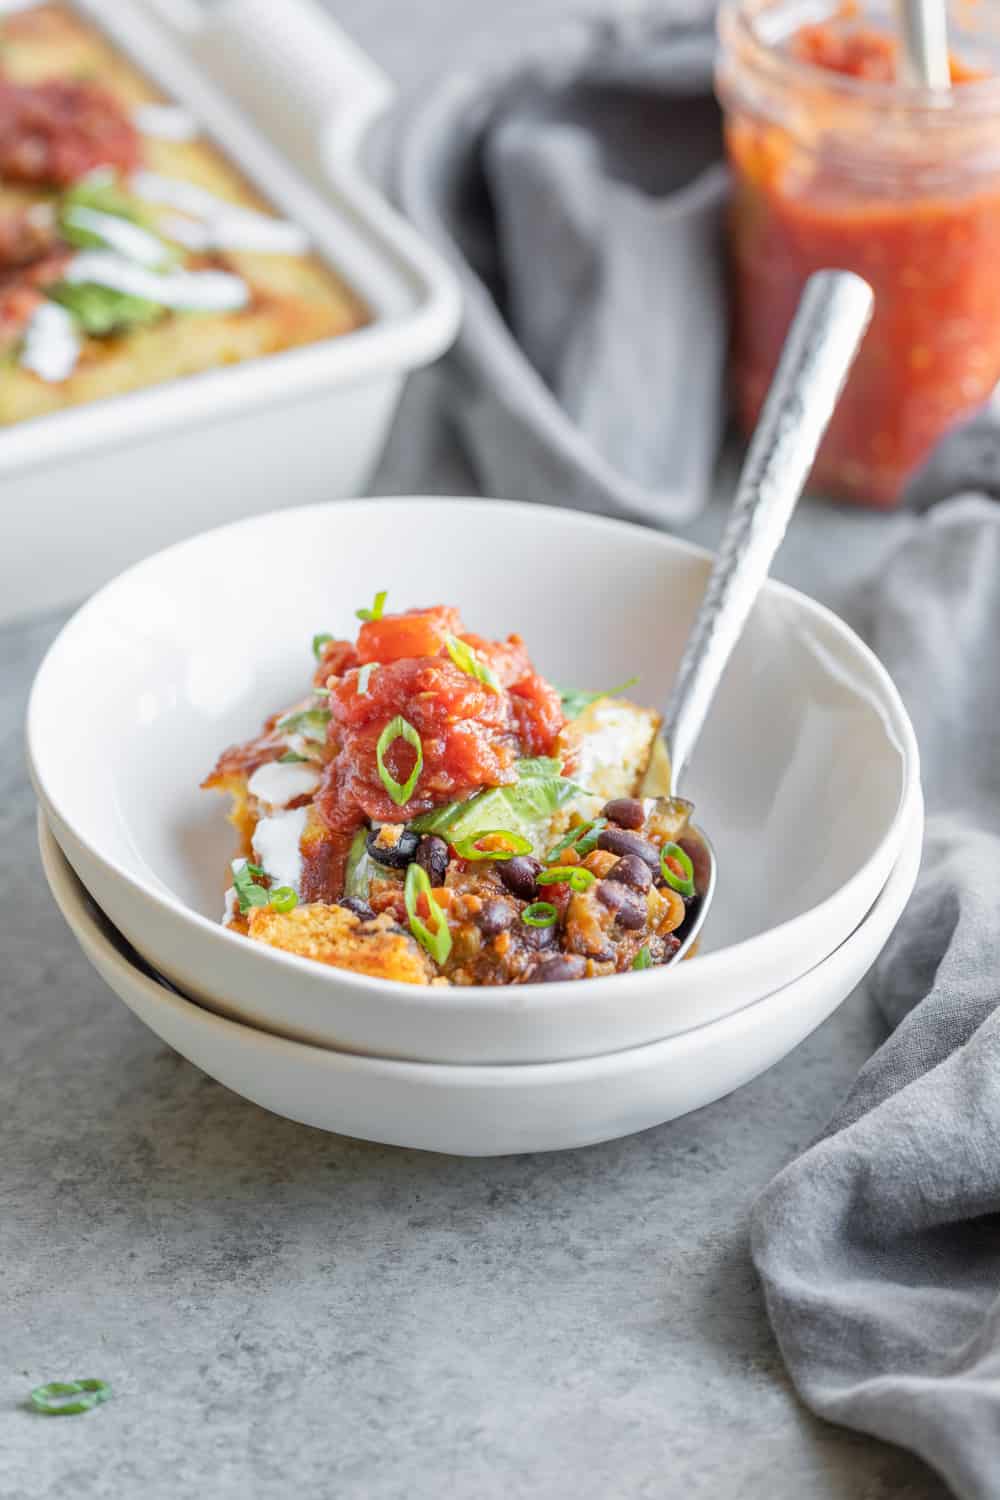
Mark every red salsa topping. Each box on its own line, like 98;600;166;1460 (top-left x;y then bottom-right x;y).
0;76;140;188
315;605;565;834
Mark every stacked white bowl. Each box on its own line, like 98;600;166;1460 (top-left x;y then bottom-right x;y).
28;499;922;1155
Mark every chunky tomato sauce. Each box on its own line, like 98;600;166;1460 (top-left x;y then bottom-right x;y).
315;606;565;835
725;22;1000;507
790;23;982;84
0;76;139;187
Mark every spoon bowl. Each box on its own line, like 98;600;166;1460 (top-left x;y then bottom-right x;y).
671;824;717;962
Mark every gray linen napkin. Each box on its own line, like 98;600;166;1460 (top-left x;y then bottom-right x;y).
391;11;727;524
752;497;1000;1500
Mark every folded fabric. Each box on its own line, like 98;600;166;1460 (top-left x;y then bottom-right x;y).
392;12;727;525
752;497;1000;1500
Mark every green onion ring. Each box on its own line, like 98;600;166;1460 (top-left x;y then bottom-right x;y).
632;945;653;971
30;1379;111;1416
269;886;298;914
545;818;607;862
404;862;452;965
375;715;423;807
536;865;596;893
522;901;558;928
659;842;695;898
312;632;333;660
275;707;330;744
278;750;308;764
453;830;532;861
356;589;387;623
444;634;500;693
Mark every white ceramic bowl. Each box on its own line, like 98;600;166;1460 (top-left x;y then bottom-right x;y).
28;497;920;1064
38;799;923;1155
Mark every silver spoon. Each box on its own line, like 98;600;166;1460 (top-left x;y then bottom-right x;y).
896;0;951;89
657;270;875;961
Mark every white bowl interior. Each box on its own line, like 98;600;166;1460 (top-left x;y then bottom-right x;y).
30;497;910;965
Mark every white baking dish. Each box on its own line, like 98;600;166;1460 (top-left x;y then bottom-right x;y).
0;0;461;624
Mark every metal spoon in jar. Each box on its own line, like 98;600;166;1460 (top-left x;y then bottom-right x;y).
652;270;875;962
896;0;951;90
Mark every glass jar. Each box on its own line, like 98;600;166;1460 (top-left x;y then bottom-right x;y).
717;0;1000;507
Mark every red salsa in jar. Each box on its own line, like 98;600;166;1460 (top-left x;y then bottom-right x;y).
717;0;1000;507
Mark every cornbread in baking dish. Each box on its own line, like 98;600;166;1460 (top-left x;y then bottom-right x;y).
0;2;368;425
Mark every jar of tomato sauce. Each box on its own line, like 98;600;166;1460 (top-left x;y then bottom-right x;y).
717;0;1000;507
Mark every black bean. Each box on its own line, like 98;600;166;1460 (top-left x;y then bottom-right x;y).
338;896;375;922
596;826;660;871
367;826;419;869
479;899;515;938
601;797;645;831
523;954;587;984
604;852;651;891
596;880;647;930
416;833;449;886
522;918;556;950
498;855;541;902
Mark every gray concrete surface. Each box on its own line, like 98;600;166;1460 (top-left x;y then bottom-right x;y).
1;1;947;1496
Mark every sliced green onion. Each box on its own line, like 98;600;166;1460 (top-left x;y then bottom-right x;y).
404;862;452;965
453;830;532;862
233;860;270;913
444;634;500;693
357;663;377;696
312;632;333;660
522;901;558;928
355;589;387;623
537;865;596;893
546;818;607;863
269;886;298;914
30;1379;111;1416
344;828;374;901
659;842;695;898
313;685;331;697
632;945;653;970
278;750;308;764
376;715;423;807
50;280;162;336
275;707;330;744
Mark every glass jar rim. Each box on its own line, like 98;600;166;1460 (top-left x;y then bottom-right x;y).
718;0;1000;120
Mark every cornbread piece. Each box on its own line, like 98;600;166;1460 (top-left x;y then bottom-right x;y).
247;903;439;986
555;696;661;806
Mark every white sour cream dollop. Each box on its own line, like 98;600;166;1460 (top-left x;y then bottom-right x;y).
131;169;309;256
61;205;170;267
20;302;80;383
61;250;249;312
252;806;310;894
247;760;321;812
